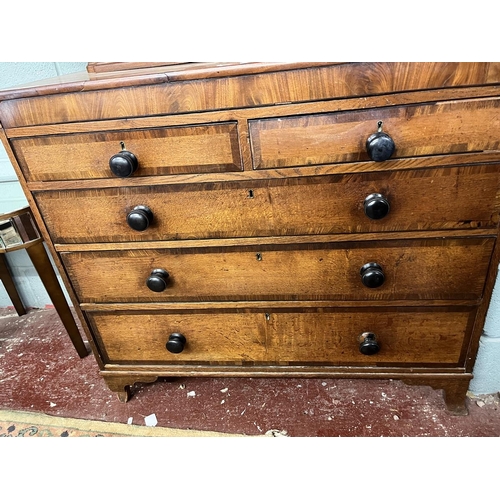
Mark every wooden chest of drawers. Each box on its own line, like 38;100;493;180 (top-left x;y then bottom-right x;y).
2;62;500;414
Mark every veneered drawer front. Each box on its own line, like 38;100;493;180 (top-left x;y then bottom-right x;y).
35;165;500;244
62;238;493;303
250;99;500;169
12;122;241;181
88;307;473;365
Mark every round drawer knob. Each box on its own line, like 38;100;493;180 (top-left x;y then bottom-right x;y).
146;269;170;292
166;333;186;354
366;121;395;162
126;205;153;231
358;332;380;355
364;193;390;220
109;142;138;178
360;262;385;288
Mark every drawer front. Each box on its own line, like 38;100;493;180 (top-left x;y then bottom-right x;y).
250;99;500;169
88;308;473;365
35;165;500;244
13;122;242;181
63;238;494;303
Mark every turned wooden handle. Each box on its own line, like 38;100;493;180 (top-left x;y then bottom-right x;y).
364;193;390;220
126;205;153;231
166;333;186;354
358;332;380;355
360;262;385;288
366;121;395;162
146;269;170;292
109;142;138;177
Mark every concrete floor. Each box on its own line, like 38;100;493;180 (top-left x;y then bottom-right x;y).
1;307;500;437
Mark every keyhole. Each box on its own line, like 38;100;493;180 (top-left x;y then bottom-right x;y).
248;190;254;199
256;253;262;261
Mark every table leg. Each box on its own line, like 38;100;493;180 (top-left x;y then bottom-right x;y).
0;253;26;316
26;241;90;358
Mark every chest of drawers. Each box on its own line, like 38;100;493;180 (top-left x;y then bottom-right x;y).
2;62;500;414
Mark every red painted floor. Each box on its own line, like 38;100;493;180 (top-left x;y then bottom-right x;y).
1;307;500;437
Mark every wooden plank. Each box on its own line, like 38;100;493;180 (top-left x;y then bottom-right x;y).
1;63;499;128
86;62;186;73
250;98;500;169
88;307;474;365
53;229;499;252
5;84;500;139
13;122;242;181
81;299;481;311
34;165;500;244
62;238;494;304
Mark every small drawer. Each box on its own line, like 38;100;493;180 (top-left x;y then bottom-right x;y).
249;98;500;169
35;165;500;244
88;307;474;365
12;122;242;181
62;238;494;304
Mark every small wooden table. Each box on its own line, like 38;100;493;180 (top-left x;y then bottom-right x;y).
0;206;89;358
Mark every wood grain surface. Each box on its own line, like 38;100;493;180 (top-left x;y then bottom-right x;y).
88;307;474;365
1;62;499;127
13;122;241;181
2;62;499;410
250;98;500;168
34;165;500;244
62;238;494;303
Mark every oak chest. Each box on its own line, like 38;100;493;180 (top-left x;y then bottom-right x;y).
2;62;500;414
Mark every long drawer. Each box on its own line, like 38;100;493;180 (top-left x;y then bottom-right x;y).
250;98;500;169
63;238;494;303
87;307;474;365
12;122;242;181
35;165;500;244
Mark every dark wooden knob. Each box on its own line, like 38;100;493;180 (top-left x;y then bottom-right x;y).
146;269;170;292
364;193;390;220
166;333;186;354
366;121;395;162
360;262;385;288
126;205;153;231
358;332;380;355
109;143;138;177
